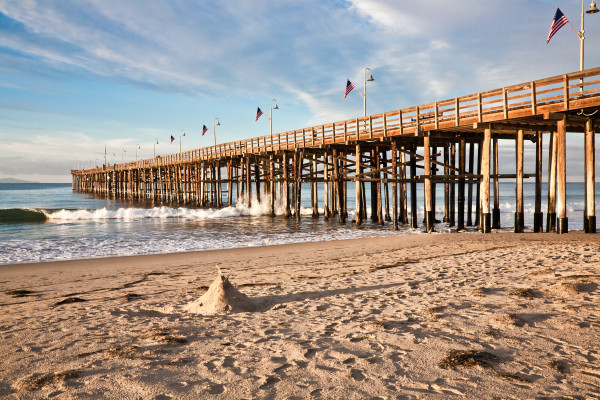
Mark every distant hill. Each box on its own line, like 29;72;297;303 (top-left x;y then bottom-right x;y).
0;178;37;183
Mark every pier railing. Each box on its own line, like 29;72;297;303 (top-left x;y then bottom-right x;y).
74;67;600;174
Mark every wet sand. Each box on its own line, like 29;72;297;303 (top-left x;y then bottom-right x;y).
1;232;599;399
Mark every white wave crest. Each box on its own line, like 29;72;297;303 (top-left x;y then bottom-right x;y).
46;195;294;221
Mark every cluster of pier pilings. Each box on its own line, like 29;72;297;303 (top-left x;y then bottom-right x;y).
73;67;600;234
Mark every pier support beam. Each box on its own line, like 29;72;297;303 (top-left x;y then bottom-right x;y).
283;152;291;217
515;129;524;233
443;145;450;223
410;142;418;229
480;127;492;233
534;132;544;232
475;140;482;229
376;148;383;225
449;142;456;227
270;156;275;217
547;131;557;232
457;138;466;231
383;150;390;222
584;118;596;233
424;134;434;232
370;149;378;222
391;141;398;231
355;144;363;226
294;152;302;220
556;118;568;234
467;142;474;226
400;145;408;225
324;152;330;219
333;149;345;223
492;138;501;229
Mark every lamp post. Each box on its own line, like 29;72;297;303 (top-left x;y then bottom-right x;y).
153;139;159;158
122;148;126;163
179;130;186;153
579;0;599;71
361;67;375;116
135;145;141;161
213;118;220;147
269;99;279;138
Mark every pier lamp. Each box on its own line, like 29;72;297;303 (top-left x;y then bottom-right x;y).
121;149;126;163
153;139;159;158
580;0;599;71
269;99;279;138
135;145;141;161
214;118;220;147
179;130;186;153
363;68;374;116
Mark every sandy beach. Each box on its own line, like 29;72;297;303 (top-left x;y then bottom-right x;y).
1;232;600;399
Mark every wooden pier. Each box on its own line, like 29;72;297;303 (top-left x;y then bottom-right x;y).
72;67;600;234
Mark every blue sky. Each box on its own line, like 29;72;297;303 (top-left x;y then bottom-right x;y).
0;0;599;182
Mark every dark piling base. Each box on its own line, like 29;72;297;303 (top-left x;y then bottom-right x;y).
557;217;568;234
533;212;543;233
514;212;524;233
547;212;557;233
492;208;501;229
425;211;435;233
481;213;491;233
586;216;596;233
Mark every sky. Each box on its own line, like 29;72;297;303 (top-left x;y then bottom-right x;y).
0;0;599;183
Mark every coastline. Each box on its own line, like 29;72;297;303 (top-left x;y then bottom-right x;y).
2;232;600;398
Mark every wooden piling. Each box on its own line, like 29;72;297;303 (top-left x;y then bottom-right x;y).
424;134;434;232
515;129;524;233
585;118;596;233
480;127;492;233
457;138;466;231
355;144;363;226
547;131;557;232
391;141;398;231
556;117;568;234
534;132;543;232
410;142;418;229
492;138;501;229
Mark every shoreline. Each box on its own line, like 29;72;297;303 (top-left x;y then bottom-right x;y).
2;232;600;398
1;229;597;270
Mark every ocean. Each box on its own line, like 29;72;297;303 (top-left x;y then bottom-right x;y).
0;181;598;265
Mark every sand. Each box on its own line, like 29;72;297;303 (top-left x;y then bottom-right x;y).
1;232;599;399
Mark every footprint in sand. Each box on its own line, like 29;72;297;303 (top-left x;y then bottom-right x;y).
259;375;280;390
350;368;366;381
304;348;317;359
207;383;225;394
203;361;217;371
273;363;292;374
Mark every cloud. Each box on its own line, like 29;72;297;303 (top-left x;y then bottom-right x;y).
0;1;598;183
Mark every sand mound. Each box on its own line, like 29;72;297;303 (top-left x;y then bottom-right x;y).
184;271;257;315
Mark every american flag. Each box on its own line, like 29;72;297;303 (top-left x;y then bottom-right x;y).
170;135;175;144
344;79;355;99
202;125;208;136
255;107;263;121
547;8;569;44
